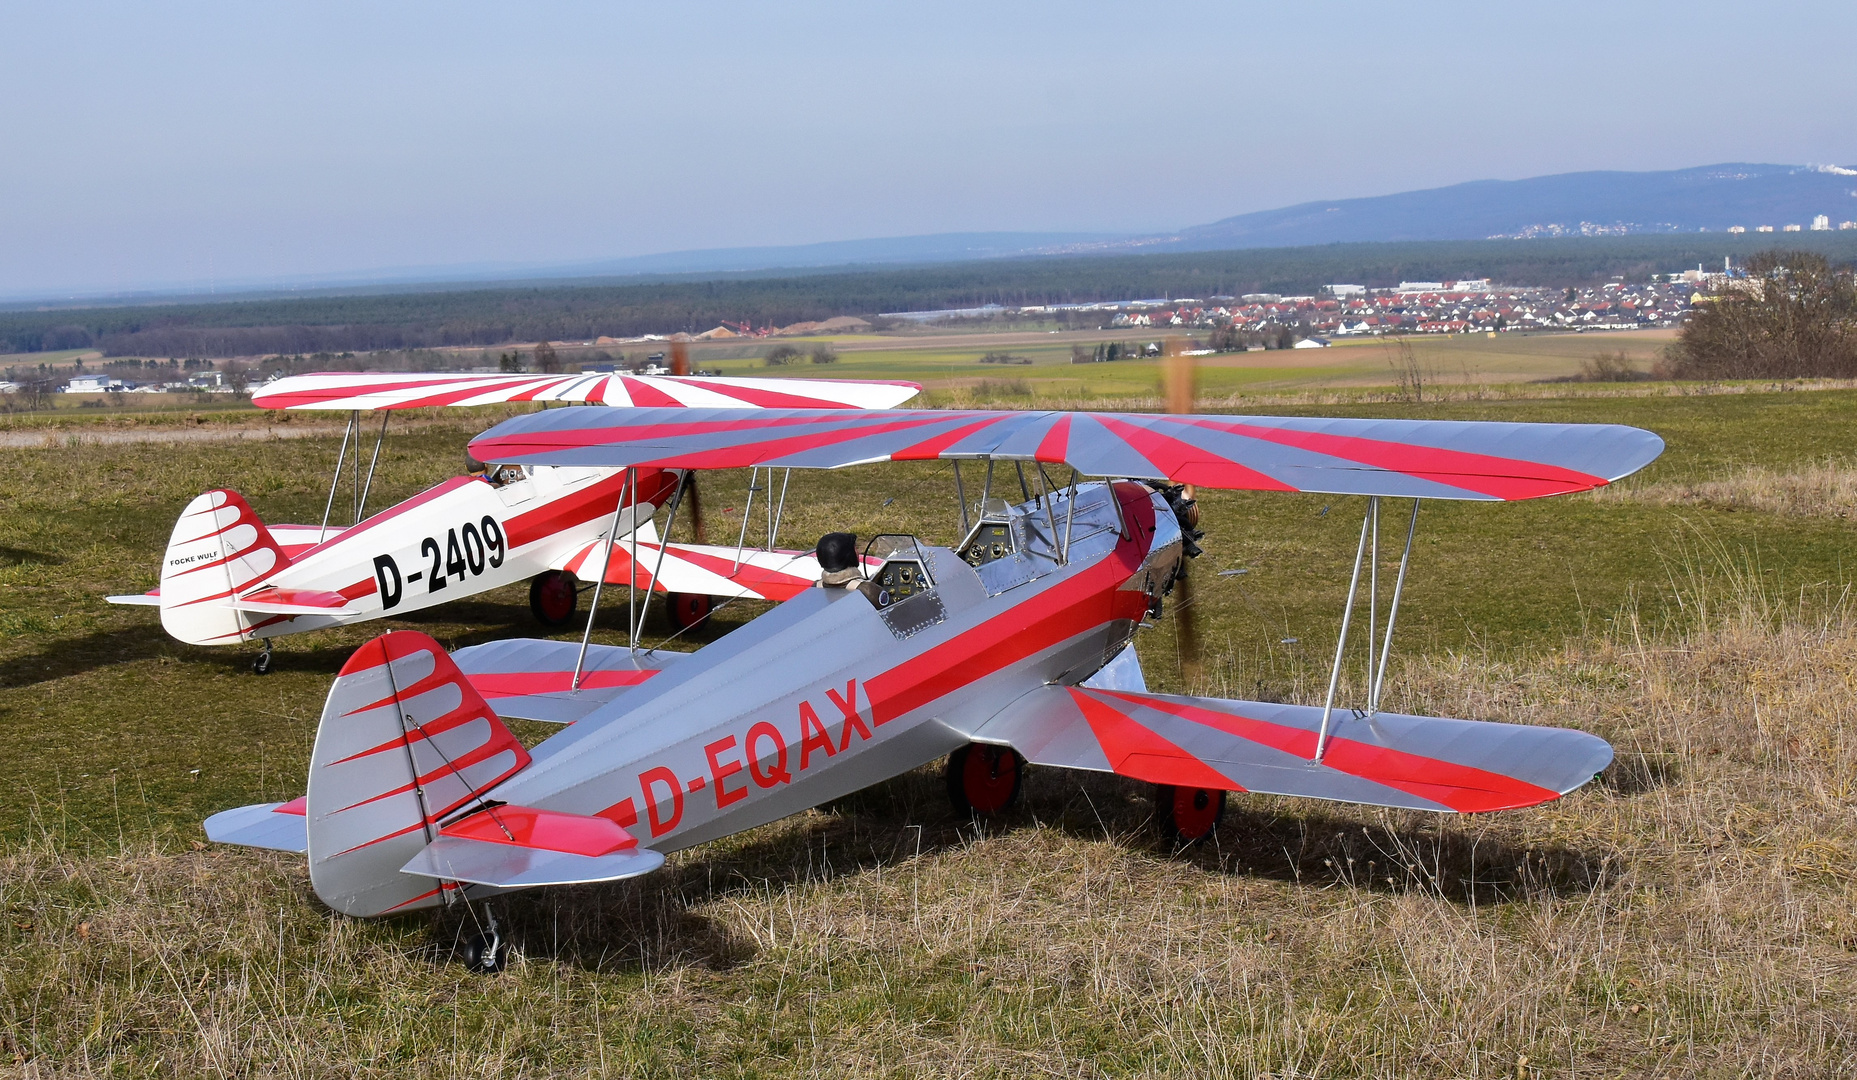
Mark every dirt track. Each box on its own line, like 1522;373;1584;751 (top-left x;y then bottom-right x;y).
0;423;348;448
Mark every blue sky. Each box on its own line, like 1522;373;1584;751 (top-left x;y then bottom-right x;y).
4;1;1855;297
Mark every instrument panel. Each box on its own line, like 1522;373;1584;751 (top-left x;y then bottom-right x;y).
959;522;1014;567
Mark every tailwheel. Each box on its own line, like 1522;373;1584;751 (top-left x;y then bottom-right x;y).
1155;784;1226;846
945;744;1023;817
666;591;712;632
528;570;580;627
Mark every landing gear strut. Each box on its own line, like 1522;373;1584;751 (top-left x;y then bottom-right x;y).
252;640;273;676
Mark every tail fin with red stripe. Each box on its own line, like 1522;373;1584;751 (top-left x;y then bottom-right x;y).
305;631;530;916
158;490;292;645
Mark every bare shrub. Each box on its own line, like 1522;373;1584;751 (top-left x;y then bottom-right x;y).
1672;250;1857;378
763;344;802;366
1577;350;1651;382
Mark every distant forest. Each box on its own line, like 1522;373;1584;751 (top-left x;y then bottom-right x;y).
6;234;1857;359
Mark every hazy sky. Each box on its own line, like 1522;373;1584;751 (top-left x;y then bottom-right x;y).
4;1;1855;297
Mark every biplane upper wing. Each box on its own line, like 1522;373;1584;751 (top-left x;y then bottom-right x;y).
467;406;1663;500
251;371;921;412
968;686;1613;813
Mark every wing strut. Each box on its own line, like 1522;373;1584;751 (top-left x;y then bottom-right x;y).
572;467;633;689
318;411;357;542
1314;497;1420;763
356;411;390;522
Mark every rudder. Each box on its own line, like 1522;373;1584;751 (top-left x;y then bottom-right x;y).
158;490;291;645
306;631;531;917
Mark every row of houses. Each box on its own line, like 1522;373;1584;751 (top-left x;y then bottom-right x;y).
1101;278;1699;339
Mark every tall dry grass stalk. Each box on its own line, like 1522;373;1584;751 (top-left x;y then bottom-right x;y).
1603;456;1857;520
3;551;1855;1076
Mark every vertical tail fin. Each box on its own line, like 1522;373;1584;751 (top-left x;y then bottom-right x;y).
158;490;291;645
306;632;531;917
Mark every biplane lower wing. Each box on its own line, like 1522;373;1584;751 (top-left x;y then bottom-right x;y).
556;535;825;602
452;638;685;724
106;590;162;606
971;686;1612;813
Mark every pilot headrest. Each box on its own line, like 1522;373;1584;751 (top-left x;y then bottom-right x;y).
816;532;858;573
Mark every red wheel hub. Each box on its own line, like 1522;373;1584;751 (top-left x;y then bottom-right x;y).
1169;786;1223;842
669;592;712;630
961;746;1020;815
536;573;576;623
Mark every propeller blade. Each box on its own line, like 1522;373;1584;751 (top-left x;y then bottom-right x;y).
670;339;690;377
1163;336;1204;682
681;471;706;544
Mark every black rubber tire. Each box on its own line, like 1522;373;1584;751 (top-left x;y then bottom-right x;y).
460;932;505;974
1155;784;1226;847
945;744;1024;817
251;650;273;676
528;570;580;627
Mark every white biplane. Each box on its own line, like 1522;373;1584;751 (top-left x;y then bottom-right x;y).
108;368;919;671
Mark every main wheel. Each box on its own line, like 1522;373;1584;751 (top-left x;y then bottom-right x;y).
1155;784;1226;846
460;931;505;974
666;591;712;632
528;570;579;627
945;744;1023;817
251;649;273;676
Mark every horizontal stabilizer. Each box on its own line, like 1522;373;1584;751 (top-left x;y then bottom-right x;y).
401;805;664;888
229;587;362;617
973;686;1612;813
203;797;308;852
106;590;161;607
453;638;685;723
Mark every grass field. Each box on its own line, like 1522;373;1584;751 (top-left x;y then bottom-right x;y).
3;379;1856;1075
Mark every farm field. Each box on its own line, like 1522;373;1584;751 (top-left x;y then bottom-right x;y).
666;329;1688;403
2;383;1856;1074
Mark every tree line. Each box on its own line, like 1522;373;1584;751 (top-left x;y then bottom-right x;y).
5;234;1857;359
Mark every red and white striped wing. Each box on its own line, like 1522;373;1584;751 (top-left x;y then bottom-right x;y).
469;406;1665;501
977;687;1613;813
556;539;825;601
252;371;920;411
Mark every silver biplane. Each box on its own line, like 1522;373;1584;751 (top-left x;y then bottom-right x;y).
203;402;1662;970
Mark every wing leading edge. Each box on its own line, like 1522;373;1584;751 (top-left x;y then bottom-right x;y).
468;407;1663;500
968;686;1613;813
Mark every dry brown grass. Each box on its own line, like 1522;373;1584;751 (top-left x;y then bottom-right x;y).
4;553;1856;1076
1603;457;1857;520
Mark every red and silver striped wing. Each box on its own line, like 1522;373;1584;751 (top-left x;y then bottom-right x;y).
252;371;920;411
469;407;1664;500
976;687;1613;813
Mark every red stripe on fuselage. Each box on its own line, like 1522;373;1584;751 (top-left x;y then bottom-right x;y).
503;468;675;549
861;484;1157;725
